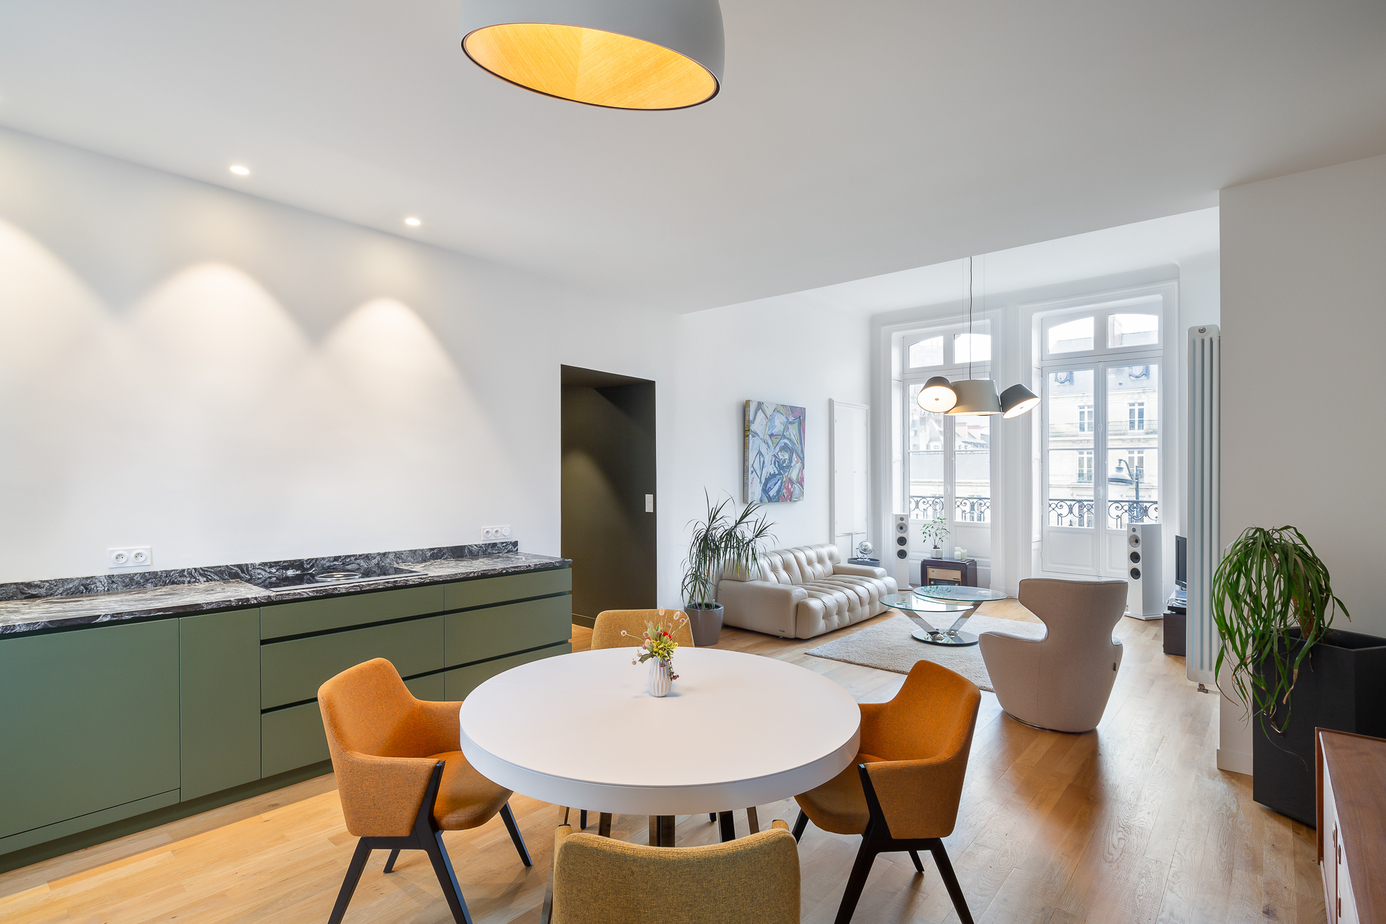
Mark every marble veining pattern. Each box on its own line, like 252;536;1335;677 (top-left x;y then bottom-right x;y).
0;544;568;636
0;541;520;601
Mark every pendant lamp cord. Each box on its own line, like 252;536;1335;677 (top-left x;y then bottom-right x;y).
967;256;974;380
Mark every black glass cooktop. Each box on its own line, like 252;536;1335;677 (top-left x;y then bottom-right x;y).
253;564;422;593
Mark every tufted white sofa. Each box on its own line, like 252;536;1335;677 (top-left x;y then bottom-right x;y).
716;543;898;640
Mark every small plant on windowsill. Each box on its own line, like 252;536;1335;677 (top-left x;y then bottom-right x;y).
920;516;950;559
622;611;689;698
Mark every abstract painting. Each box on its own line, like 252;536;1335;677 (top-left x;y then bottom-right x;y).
744;400;805;503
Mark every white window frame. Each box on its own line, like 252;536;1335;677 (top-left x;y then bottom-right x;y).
1026;285;1175;581
899;321;997;536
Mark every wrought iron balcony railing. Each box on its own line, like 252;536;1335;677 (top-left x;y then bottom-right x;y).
908;494;1155;528
908;495;991;523
1047;498;1159;528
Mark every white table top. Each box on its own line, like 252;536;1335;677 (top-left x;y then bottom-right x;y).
459;648;862;816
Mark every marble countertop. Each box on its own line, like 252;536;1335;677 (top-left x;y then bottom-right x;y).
0;545;568;636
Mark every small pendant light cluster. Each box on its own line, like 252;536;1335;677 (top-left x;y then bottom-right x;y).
919;257;1040;418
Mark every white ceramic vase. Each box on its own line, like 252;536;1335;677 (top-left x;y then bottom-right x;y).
647;659;673;697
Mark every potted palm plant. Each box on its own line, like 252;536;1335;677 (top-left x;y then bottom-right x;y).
1211;525;1385;826
681;493;773;646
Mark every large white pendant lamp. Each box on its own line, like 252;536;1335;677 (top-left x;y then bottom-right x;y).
460;0;725;110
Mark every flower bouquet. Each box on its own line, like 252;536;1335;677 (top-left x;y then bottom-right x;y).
622;610;687;697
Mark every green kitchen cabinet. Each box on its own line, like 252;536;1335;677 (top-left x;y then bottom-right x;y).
260;584;447;640
180;609;261;800
260;615;444;709
445;595;571;667
442;568;571;611
443;642;571;700
0;620;180;845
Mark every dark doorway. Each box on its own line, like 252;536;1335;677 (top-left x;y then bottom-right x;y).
560;365;657;627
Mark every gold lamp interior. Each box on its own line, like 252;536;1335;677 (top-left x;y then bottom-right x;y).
464;23;719;110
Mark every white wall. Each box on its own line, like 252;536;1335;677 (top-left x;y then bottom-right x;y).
660;295;873;599
1221;153;1386;638
0;126;679;584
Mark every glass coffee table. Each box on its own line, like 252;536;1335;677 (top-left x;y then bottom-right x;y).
881;586;1009;647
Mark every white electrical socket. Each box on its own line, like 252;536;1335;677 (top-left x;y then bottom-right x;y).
481;526;512;541
109;547;152;568
645;494;655;513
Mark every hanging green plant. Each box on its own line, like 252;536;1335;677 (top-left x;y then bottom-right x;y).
1211;525;1349;736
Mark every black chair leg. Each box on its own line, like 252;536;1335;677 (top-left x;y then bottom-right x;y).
580;810;588;830
327;840;372;924
718;811;736;842
383;848;401;873
929;841;974;924
709;813;716;823
833;833;881;924
792;809;810;842
598;813;612;837
908;848;924;873
424;830;474;924
499;803;531;867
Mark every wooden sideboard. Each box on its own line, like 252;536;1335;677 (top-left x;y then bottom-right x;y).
1317;729;1386;923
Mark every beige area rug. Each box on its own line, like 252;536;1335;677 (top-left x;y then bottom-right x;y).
805;613;1046;692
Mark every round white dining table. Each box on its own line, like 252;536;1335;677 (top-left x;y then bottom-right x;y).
458;647;861;843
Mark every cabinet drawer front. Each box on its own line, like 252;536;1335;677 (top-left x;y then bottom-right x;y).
261;702;330;778
0;620;180;840
444;642;571;701
443;568;571;612
445;595;572;667
261;616;444;709
260;585;447;640
405;672;446;702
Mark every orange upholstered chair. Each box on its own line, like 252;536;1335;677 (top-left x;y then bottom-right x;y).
792;660;982;924
318;658;530;924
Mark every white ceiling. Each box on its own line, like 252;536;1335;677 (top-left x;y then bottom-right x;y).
0;1;1383;311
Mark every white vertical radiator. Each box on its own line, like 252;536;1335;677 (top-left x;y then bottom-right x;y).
1186;325;1220;683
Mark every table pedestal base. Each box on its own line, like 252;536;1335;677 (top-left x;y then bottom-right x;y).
903;603;981;647
648;815;676;847
910;628;979;647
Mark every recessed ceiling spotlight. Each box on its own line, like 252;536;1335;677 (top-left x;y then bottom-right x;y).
404;216;421;227
229;164;250;176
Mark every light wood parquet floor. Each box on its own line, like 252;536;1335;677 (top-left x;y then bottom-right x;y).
0;602;1324;923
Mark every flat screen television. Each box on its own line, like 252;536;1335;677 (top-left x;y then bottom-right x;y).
1175;534;1187;589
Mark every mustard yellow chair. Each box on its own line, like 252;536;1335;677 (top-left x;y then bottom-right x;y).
590;608;694;650
792;660;982;924
583;609;720;838
541;819;800;924
318;658;531;924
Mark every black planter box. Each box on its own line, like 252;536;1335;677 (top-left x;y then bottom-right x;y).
1252;627;1386;826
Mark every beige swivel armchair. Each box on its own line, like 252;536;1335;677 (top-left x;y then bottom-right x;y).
542;819;799;924
977;578;1128;733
